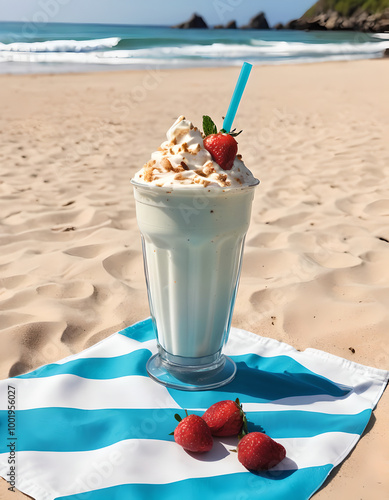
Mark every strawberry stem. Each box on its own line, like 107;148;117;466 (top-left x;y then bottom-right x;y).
235;398;248;440
203;115;242;138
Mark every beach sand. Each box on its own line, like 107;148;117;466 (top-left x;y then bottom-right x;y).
0;60;388;499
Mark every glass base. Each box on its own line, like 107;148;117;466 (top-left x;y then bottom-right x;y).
146;351;237;391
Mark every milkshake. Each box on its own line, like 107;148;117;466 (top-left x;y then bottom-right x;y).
132;116;258;390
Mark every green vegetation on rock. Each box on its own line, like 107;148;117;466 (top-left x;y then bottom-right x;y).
303;0;389;18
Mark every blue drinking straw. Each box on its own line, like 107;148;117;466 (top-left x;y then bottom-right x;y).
222;62;253;133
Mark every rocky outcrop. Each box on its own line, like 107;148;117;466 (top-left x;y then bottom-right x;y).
285;4;389;32
174;11;270;30
242;12;270;29
214;20;237;29
172;7;389;32
226;20;237;29
173;13;208;29
384;48;389;57
285;16;327;30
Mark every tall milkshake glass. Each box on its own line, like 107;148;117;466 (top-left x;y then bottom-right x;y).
132;179;258;390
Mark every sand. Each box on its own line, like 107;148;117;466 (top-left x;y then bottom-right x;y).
0;60;388;499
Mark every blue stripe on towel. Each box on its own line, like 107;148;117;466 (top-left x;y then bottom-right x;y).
0;408;175;453
16;349;151;380
55;466;333;500
0;407;370;454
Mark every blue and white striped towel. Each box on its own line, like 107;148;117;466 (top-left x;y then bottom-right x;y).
0;318;388;500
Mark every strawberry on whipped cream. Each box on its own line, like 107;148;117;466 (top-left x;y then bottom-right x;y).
133;116;257;188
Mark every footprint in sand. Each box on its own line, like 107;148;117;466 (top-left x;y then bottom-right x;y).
336;194;386;217
0;274;33;290
61;323;91;346
6;321;68;377
64;243;111;259
50;207;111;232
243;249;301;280
8;361;34;378
0;288;38;309
305;251;361;269
102;250;140;282
267;211;313;229
0;312;35;329
247;231;287;249
36;281;95;300
364;199;389;217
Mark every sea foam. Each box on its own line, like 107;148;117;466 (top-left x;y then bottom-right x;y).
0;37;121;53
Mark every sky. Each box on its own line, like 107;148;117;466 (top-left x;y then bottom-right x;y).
0;0;315;26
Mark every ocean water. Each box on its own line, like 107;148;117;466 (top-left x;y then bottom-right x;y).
0;21;388;74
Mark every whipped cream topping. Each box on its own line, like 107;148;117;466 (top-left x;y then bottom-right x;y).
133;116;258;189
